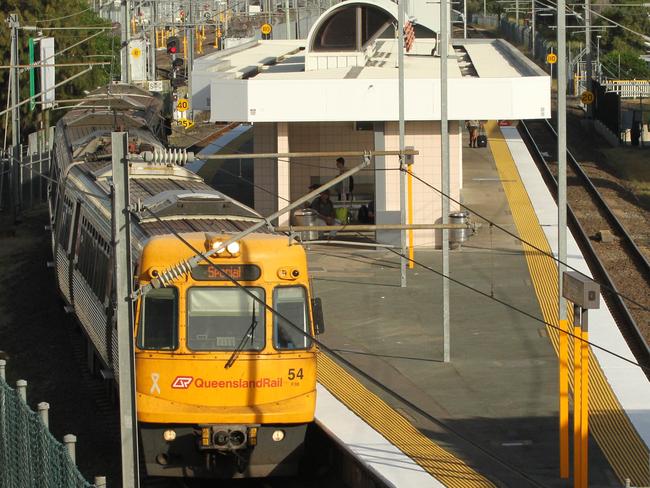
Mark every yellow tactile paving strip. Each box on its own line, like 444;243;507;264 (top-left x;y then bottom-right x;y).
486;121;650;486
317;353;496;487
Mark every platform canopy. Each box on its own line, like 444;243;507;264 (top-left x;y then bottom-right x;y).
191;0;550;122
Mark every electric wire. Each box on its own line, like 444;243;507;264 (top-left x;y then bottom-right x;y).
185;149;650;372
34;7;93;23
137;204;550;488
406;169;650;313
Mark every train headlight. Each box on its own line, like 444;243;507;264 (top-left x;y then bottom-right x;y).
213;430;229;446
212;240;226;254
272;430;285;442
162;429;176;442
226;241;240;256
229;430;246;447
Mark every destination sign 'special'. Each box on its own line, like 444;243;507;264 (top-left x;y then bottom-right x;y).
191;264;261;281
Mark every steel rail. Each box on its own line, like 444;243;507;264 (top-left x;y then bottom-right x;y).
542;118;650;275
519;120;650;374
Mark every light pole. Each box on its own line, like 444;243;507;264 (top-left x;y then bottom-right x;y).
596;35;602;81
532;0;536;58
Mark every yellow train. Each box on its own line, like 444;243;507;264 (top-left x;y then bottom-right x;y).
48;85;323;478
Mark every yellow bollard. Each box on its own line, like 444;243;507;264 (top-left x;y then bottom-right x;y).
573;314;582;488
183;35;187;60
559;318;570;479
580;326;589;488
407;166;414;268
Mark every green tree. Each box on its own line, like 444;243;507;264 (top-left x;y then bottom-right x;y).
1;0;119;143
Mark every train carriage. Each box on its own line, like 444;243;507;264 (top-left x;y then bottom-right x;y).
48;84;321;478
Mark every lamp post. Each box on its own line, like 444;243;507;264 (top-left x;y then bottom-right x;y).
596;35;602;81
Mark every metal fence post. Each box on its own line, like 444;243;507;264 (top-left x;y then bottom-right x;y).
16;380;27;402
37;402;50;429
94;475;107;487
0;359;6;380
63;434;77;464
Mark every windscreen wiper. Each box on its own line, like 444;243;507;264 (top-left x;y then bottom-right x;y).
225;301;257;369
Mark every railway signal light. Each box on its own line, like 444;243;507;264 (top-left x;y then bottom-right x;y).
167;36;179;55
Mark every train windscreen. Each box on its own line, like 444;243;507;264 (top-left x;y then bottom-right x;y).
186;287;265;351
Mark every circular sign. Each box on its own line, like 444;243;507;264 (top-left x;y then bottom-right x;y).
546;53;558;64
177;98;189;112
581;91;595;105
261;23;272;35
131;47;142;58
203;11;213;21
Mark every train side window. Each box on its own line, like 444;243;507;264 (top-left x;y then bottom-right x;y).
273;286;312;350
137;287;178;350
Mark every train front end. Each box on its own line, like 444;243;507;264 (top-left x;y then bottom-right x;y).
134;233;321;478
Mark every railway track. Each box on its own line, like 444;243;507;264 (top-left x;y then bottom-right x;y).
519;119;650;376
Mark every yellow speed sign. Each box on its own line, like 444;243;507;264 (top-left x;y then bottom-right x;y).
581;91;595;105
131;47;142;58
177;98;189;112
546;53;558;64
261;23;272;35
179;118;194;129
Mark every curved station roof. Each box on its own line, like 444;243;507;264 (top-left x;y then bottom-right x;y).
191;0;550;122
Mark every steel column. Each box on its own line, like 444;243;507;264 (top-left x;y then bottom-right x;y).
441;0;451;363
398;0;407;288
111;132;140;488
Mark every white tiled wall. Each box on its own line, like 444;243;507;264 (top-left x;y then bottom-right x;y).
252;120;461;247
384;121;461;247
287;122;375;201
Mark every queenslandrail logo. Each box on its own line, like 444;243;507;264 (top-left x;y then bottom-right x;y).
172;376;283;389
171;376;194;389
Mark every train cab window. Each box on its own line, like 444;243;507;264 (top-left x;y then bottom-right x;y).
137;288;178;350
186;287;265;351
273;286;312;350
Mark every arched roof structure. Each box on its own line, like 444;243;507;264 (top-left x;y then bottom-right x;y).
305;0;398;55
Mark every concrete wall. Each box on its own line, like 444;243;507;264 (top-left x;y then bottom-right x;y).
211;76;551;122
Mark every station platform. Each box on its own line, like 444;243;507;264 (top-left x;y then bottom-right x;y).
308;122;650;487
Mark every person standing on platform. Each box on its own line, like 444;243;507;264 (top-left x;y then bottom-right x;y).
466;120;479;148
335;157;354;201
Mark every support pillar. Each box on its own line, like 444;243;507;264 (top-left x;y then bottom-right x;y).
277;122;290;225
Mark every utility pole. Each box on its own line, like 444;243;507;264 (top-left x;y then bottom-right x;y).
585;0;592;118
111;132;140;488
557;0;569;477
532;0;536;58
188;0;195;119
285;0;291;39
9;14;21;223
149;0;157;81
398;0;407;288
121;0;132;82
463;0;467;38
516;0;519;23
441;0;451;363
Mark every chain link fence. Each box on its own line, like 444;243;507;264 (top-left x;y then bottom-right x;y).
0;373;95;488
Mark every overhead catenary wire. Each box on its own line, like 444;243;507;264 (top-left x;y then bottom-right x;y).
34;6;93;23
65;88;649;312
177;147;650;372
406;169;650;313
136;204;549;488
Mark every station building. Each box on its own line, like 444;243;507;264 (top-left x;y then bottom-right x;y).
191;0;550;245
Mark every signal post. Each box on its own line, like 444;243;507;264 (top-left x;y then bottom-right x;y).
562;271;600;488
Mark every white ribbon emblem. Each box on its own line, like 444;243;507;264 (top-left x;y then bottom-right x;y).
150;373;161;395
